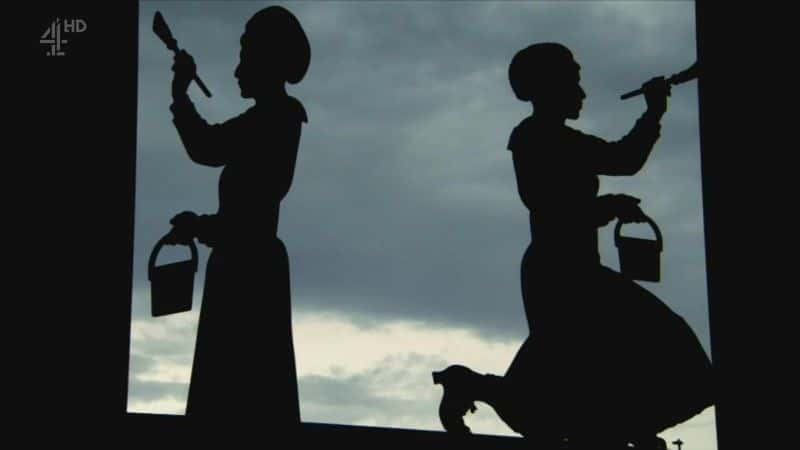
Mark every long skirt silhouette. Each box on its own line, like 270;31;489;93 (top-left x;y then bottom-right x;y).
496;246;714;440
186;237;299;427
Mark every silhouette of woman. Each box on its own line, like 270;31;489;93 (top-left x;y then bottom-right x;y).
165;6;310;430
434;43;713;449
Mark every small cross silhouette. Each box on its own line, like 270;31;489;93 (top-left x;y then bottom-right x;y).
672;438;684;450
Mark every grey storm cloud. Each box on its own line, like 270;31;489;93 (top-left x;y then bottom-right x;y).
128;350;189;406
129;352;157;375
129;316;197;362
129;377;189;404
132;1;709;353
298;353;449;426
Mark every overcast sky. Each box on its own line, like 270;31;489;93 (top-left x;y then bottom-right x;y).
129;1;715;448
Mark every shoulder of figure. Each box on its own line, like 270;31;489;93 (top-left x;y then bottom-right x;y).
508;116;569;153
286;95;308;124
507;116;536;152
245;96;308;127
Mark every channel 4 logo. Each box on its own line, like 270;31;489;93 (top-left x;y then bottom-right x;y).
40;18;87;56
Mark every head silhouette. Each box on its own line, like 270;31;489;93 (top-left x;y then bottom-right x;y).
235;6;311;99
509;43;585;120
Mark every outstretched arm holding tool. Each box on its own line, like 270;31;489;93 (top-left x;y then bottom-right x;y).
164;50;230;246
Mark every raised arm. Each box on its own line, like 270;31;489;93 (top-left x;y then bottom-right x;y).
585;77;671;176
170;94;244;167
170;50;239;167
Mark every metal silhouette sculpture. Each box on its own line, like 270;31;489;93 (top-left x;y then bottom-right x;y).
434;44;713;450
159;6;310;433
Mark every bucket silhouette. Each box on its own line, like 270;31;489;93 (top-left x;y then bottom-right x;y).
614;215;663;282
148;232;198;317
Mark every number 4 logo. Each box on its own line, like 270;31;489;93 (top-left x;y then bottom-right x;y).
40;18;87;56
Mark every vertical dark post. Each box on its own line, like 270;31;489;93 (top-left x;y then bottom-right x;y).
95;1;140;422
695;1;737;449
30;1;139;439
673;438;684;450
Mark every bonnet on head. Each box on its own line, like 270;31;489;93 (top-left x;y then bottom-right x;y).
508;42;575;101
244;6;311;84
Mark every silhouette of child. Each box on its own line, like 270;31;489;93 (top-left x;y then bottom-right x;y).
434;43;713;450
165;6;310;431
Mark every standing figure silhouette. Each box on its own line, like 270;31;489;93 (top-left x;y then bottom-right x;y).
165;6;310;433
434;43;713;449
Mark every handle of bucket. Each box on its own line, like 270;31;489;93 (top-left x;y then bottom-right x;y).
148;232;199;280
614;214;663;251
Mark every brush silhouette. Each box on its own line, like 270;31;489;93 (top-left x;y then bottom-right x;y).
153;11;212;97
